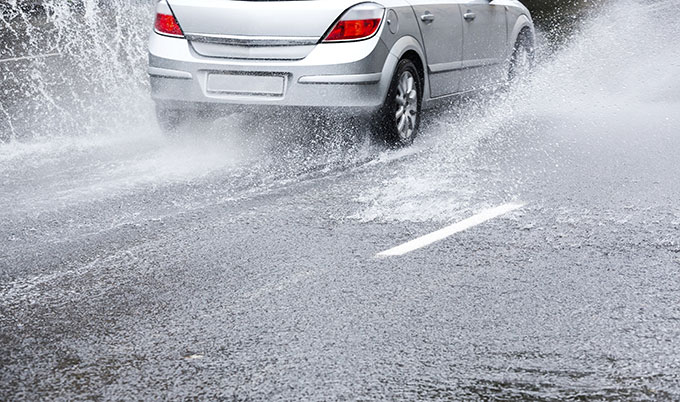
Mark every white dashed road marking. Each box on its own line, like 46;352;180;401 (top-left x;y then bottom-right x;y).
377;203;525;257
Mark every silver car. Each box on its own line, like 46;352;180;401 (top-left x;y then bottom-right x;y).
149;0;534;145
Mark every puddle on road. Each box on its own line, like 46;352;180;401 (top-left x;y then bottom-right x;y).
2;1;680;400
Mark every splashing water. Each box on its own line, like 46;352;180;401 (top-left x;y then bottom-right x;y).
1;0;154;142
0;0;379;209
353;0;680;222
2;3;680;399
1;0;679;221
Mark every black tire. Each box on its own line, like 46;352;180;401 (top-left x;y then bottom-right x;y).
155;104;213;135
374;58;423;147
509;29;535;82
155;104;186;135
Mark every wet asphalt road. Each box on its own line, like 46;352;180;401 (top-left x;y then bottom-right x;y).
2;2;680;400
1;100;679;399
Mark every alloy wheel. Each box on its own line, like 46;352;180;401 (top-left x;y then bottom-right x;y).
395;71;419;142
513;46;532;77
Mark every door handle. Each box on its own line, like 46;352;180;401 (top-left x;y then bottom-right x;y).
420;12;435;23
464;12;476;21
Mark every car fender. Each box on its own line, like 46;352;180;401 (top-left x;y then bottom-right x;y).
381;35;429;102
509;14;534;49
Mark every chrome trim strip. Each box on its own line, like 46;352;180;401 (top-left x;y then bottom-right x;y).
464;58;502;69
185;33;319;47
429;61;464;74
429;58;501;74
148;66;192;80
298;73;382;85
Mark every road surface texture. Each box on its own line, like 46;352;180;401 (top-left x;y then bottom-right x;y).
1;0;679;399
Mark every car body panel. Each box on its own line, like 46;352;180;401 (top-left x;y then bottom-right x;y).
166;0;365;60
408;0;465;97
166;0;360;38
149;0;533;112
459;0;509;90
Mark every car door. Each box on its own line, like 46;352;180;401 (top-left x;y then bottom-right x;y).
459;0;508;90
409;0;465;98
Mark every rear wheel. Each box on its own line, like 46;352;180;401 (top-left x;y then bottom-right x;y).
374;59;422;147
155;104;186;135
155;104;213;135
509;30;535;82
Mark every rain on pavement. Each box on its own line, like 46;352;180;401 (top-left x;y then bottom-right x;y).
1;0;679;399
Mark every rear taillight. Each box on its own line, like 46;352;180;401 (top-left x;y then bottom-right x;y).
325;19;382;42
155;12;184;37
323;3;384;43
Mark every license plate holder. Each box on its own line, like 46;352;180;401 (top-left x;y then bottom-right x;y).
206;73;286;97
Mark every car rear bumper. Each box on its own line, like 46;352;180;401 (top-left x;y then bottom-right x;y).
148;31;397;111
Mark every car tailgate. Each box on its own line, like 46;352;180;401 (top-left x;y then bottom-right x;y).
166;0;361;60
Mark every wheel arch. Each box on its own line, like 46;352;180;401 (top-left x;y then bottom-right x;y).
400;50;425;95
510;15;535;50
382;35;429;102
504;14;535;72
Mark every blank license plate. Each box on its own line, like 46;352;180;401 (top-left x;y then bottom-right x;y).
207;73;285;96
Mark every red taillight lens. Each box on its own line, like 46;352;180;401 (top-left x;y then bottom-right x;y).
154;13;184;37
324;18;382;42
